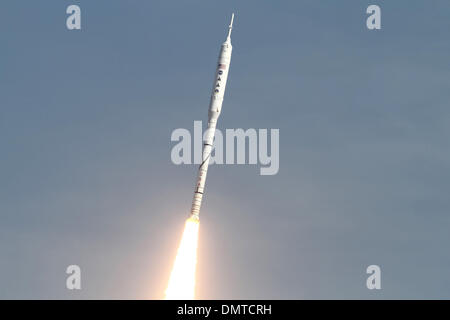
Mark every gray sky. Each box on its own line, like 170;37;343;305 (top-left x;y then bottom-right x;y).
1;0;450;299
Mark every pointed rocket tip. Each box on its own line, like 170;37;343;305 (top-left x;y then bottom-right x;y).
227;13;235;41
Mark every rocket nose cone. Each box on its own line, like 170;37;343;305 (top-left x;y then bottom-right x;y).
226;13;234;41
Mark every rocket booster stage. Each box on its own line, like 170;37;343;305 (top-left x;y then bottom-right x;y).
190;14;235;220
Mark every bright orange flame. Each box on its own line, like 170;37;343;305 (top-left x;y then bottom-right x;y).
165;217;200;299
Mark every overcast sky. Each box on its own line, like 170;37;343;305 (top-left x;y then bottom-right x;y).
1;0;450;299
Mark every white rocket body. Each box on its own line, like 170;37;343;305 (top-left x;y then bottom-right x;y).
190;14;234;220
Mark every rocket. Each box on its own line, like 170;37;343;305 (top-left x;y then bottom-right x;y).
189;13;235;221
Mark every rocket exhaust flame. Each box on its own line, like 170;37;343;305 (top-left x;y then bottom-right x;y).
165;13;234;300
165;217;200;300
